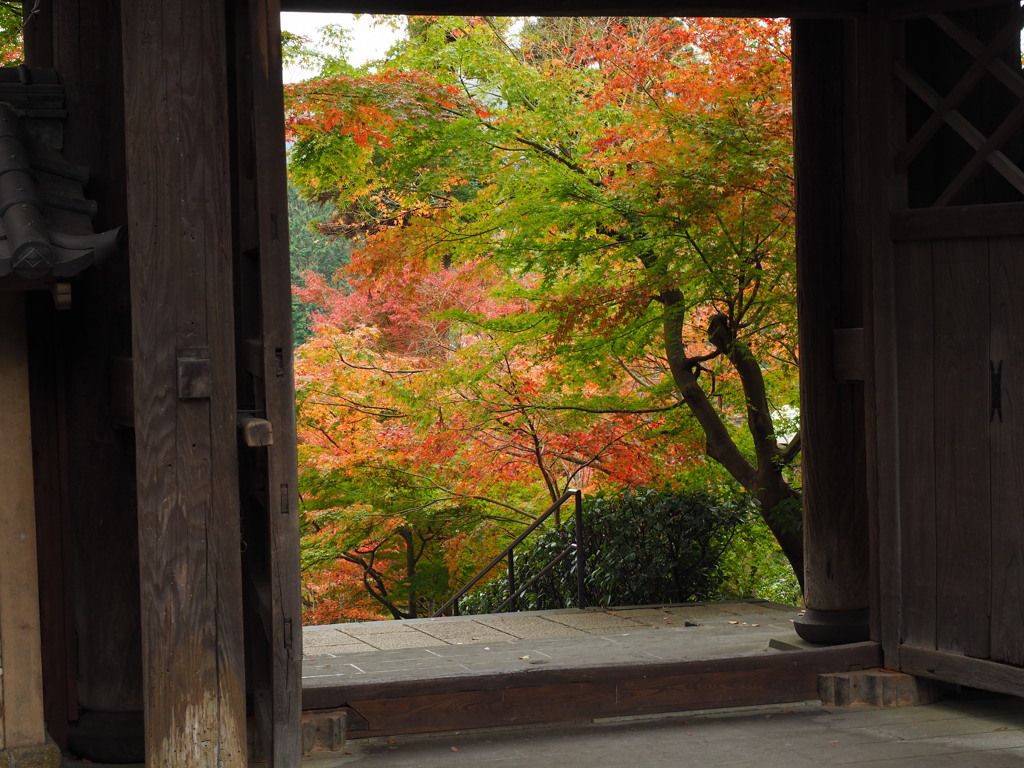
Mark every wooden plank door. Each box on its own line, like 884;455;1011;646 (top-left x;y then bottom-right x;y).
989;237;1024;667
877;0;1024;691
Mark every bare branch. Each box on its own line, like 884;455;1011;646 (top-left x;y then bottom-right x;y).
336;350;428;376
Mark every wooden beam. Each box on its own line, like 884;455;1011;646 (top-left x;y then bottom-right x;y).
887;0;1021;20
0;293;47;752
857;0;903;667
280;0;865;17
122;0;247;763
901;646;1024;697
891;203;1024;240
303;644;883;738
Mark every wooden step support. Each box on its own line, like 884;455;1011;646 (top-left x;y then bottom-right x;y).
0;293;60;768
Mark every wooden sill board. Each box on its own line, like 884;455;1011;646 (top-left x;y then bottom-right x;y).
303;642;882;739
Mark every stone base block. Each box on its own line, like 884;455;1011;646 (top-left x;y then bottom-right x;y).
302;708;347;756
0;737;62;768
819;668;943;708
247;708;347;762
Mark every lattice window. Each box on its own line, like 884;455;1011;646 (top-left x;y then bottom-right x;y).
895;2;1024;208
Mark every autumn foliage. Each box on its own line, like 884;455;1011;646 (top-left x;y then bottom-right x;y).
286;16;801;622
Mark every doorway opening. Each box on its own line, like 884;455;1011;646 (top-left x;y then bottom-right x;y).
280;14;804;628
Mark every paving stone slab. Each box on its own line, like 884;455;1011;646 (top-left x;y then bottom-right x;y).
600;609;680;627
355;631;450;651
331;622;427;636
410;620;518;644
303;632;379;655
543;612;653;631
860;711;1024;741
945;695;1024;720
655;604;746;619
303;647;380;658
473;615;589;639
302;661;373;679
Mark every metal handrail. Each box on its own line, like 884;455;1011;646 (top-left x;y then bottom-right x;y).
431;489;585;617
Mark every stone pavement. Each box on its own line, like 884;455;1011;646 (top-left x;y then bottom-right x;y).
302;600;804;687
304;693;1024;767
61;693;1024;767
300;601;1024;766
63;598;1024;767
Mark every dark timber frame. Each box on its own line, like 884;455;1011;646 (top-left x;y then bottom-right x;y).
0;0;1020;766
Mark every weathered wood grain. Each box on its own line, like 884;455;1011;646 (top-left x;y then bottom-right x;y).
892;204;1024;241
902;645;1024;696
894;240;937;651
932;237;991;660
0;293;47;750
302;644;882;738
860;3;908;664
793;18;870;621
122;0;247;763
229;0;303;764
304;643;882;710
988;235;1024;665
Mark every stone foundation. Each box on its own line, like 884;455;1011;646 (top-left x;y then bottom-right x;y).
819;669;943;708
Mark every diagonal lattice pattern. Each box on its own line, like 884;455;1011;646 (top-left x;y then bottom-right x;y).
895;4;1024;207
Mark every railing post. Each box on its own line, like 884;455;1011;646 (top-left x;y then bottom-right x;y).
507;551;517;612
574;489;586;609
431;490;583;618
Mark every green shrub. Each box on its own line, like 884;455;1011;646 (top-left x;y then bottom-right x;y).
718;513;801;605
460;488;746;613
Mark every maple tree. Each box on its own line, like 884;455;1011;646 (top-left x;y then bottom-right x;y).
293;244;700;619
0;2;22;65
287;185;351;346
286;15;803;617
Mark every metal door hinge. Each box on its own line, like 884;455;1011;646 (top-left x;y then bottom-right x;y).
991;360;1003;423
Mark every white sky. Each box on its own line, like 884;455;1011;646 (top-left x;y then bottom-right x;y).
280;12;403;81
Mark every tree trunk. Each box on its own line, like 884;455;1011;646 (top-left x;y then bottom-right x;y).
754;473;805;592
661;293;805;589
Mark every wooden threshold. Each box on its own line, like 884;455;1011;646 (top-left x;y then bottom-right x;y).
303;642;882;739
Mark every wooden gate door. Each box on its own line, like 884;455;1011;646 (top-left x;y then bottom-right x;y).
228;1;303;763
874;0;1024;691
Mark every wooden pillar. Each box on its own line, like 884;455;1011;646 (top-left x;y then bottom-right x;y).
791;19;871;644
121;0;247;763
0;292;60;767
